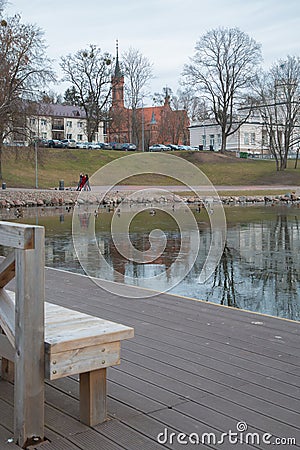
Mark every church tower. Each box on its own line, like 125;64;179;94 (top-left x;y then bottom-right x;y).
111;40;124;108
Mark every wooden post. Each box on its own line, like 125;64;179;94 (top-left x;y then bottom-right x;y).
80;369;107;426
14;226;45;448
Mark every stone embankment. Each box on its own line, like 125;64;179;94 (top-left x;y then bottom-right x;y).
0;189;299;210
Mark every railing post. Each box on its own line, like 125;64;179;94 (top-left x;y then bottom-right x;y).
14;226;45;448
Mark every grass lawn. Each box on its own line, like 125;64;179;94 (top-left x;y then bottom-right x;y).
1;147;299;189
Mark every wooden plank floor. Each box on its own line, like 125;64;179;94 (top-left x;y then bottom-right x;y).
0;267;299;449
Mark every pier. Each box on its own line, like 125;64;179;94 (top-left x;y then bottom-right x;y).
0;267;299;449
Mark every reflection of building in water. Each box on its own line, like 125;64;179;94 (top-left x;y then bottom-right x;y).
9;208;298;320
45;237;75;267
46;210;98;274
105;232;182;284
231;217;300;269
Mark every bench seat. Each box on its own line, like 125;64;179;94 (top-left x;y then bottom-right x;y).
44;302;134;380
1;291;134;427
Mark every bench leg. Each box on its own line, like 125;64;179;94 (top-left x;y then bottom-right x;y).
80;369;107;426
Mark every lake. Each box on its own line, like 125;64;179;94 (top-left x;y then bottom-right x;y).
0;204;299;321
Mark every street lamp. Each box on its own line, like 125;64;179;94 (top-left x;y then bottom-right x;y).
34;138;38;189
141;97;145;152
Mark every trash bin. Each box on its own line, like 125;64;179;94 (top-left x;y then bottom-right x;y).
2;182;6;190
59;180;64;190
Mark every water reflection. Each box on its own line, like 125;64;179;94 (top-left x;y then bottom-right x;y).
0;205;299;320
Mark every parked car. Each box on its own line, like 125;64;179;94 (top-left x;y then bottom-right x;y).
149;144;169;152
29;138;48;147
88;142;101;149
61;139;77;148
110;142;124;150
76;141;89;149
121;143;137;151
177;145;190;150
99;142;112;149
47;139;65;148
166;144;180;150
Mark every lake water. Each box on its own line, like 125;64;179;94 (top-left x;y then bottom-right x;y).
1;204;299;321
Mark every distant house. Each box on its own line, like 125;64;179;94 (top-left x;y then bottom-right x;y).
189;111;270;156
108;47;189;150
9;103;105;145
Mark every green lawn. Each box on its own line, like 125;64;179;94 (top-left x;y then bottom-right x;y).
1;147;299;189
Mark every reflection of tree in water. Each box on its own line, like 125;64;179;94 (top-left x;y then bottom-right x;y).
205;214;300;320
257;214;300;319
210;243;239;308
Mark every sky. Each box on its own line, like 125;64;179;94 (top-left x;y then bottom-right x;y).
5;0;300;106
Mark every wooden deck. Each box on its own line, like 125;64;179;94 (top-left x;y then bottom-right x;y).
0;267;299;449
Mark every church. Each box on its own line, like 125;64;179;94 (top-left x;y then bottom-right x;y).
108;46;189;150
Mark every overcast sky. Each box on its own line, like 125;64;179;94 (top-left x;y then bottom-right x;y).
5;0;300;105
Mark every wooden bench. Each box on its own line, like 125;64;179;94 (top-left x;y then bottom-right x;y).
0;222;134;448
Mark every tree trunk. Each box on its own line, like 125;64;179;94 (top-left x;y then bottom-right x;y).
274;154;280;172
294;148;299;169
220;132;227;154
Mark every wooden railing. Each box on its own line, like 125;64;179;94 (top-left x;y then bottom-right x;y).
0;221;134;449
0;221;45;448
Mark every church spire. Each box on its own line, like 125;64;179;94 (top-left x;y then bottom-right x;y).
114;39;122;79
111;39;124;108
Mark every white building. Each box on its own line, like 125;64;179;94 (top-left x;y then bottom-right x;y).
189;111;270;156
12;104;105;145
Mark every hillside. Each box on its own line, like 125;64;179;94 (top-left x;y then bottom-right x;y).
1;147;299;189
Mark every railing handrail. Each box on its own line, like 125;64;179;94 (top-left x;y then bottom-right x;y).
0;221;43;249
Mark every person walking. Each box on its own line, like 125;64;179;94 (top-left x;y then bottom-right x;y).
84;173;91;191
76;173;83;191
79;174;86;191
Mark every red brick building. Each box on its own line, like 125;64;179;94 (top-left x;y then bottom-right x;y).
108;49;189;150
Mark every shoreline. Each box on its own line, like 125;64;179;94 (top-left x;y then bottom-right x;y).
0;186;299;210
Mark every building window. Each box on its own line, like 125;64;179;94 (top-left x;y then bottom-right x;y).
78;121;83;128
67;134;72;139
77;134;83;141
250;133;255;145
30;118;36;125
202;135;206;149
40;119;47;126
66;121;72;127
41;132;47;139
209;134;214;148
217;134;221;147
244;132;249;145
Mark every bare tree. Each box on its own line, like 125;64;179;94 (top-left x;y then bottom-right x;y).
0;0;6;16
254;56;300;170
61;45;113;142
174;88;210;122
183;27;262;153
0;12;55;179
122;47;153;146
